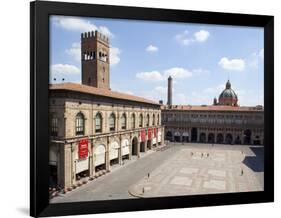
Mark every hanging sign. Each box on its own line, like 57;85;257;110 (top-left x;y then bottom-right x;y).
148;128;152;139
79;138;88;159
140;130;146;142
154;128;157;137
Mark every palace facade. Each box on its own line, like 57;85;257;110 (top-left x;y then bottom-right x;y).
49;31;164;189
162;78;264;145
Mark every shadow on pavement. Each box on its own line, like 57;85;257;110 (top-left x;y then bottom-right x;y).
242;146;264;172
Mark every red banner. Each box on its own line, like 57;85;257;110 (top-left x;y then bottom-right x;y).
140;130;146;142
79;139;88;159
148;128;152;139
154;128;157;137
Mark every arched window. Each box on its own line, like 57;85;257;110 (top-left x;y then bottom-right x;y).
139;114;143;127
157;114;160;125
146;114;150;127
109;113;116;131
131;113;136;129
121;113;127;130
95;113;102;133
152;114;155;126
75;112;85;135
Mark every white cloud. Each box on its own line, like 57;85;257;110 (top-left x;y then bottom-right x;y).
175;29;210;46
164;67;192;79
146;45;159;52
194;30;210;42
192;68;210;76
247;48;264;69
136;67;194;82
203;84;225;94
53;16;114;37
65;42;81;62
110;47;121;65
51;64;80;75
175;30;194;46
154;86;167;94
218;57;245;71
136;71;164;81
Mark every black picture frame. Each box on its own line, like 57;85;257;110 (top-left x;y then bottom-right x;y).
30;1;274;217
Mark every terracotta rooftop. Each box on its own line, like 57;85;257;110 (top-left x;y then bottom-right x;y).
161;105;264;112
49;82;159;105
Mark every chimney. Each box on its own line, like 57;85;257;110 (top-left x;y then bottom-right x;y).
167;76;172;106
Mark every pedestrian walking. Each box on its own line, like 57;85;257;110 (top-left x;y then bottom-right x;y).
201;153;203;158
207;153;209;157
148;173;150;178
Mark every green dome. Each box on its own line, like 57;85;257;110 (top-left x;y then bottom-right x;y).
219;80;238;99
219;89;237;99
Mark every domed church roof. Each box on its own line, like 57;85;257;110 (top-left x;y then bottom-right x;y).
218;80;238;106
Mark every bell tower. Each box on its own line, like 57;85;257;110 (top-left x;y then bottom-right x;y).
81;30;110;89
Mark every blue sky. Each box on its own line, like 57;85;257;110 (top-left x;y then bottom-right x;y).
50;15;264;106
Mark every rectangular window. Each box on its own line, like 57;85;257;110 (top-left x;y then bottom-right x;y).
51;117;58;136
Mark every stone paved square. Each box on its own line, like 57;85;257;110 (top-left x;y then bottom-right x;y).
170;176;193;186
180;167;199;174
203;180;226;190
208;169;226;177
51;143;264;203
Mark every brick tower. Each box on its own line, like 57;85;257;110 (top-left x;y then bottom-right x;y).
81;30;110;89
167;76;173;106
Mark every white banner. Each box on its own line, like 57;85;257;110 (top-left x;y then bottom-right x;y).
158;131;162;142
109;141;120;160
152;137;157;144
94;145;106;166
76;158;89;174
121;139;130;156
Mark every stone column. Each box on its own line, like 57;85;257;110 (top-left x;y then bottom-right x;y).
105;150;110;171
137;140;141;158
89;140;93;177
129;135;132;160
63;143;73;189
161;127;165;145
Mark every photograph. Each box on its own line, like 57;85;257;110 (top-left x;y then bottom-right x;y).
48;15;265;203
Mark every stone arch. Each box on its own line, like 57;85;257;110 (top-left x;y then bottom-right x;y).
132;136;138;156
199;132;206;143
191;128;198;142
165;131;173;141
216;133;224;144
182;132;189;142
234;136;242;144
208;133;215;143
174;131;181;142
243;129;252;144
225;133;233;144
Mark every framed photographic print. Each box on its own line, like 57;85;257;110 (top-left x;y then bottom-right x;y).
30;1;274;217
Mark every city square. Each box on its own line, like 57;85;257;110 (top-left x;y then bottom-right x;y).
51;143;263;203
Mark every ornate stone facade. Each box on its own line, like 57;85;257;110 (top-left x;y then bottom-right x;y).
162;105;264;145
49;87;164;189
